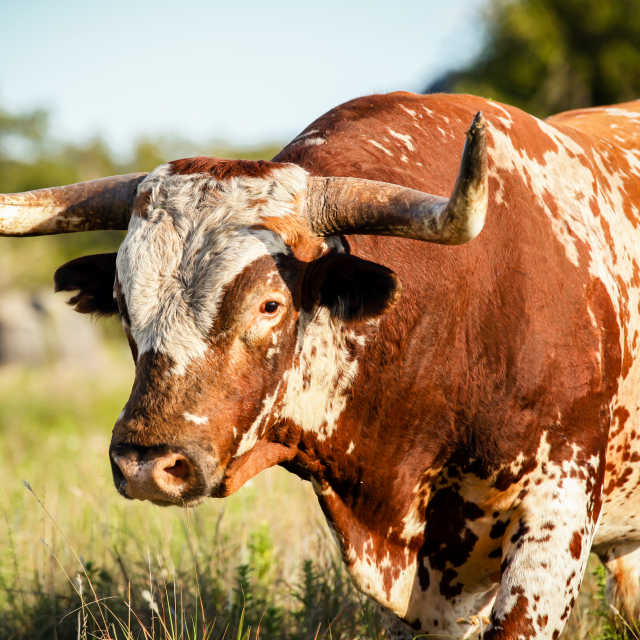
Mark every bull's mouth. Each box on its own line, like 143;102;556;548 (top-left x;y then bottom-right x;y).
110;442;221;506
110;438;297;504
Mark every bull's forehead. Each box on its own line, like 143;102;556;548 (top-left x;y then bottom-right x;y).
116;160;309;375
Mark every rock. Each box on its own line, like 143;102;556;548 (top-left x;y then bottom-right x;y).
0;290;45;365
0;289;105;371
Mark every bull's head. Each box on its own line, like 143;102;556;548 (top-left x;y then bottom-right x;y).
0;114;488;506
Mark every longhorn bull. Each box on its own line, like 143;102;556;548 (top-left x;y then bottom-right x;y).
2;92;640;640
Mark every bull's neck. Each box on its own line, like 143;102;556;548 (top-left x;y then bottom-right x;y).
278;290;466;578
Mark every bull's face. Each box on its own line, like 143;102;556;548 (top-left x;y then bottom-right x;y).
55;158;403;505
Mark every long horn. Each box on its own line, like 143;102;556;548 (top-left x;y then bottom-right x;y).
305;112;488;245
0;173;148;236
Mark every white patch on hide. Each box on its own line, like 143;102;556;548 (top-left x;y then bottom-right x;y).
398;104;417;118
183;412;208;425
346;538;416;618
235;385;280;457
368;140;393;156
279;308;364;440
292;129;319;142
387;128;414;151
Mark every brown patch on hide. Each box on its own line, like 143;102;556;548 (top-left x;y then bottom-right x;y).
485;588;535;640
169;156;283;180
568;531;582;560
132;187;152;218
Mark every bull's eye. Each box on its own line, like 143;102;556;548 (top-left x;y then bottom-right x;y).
262;301;280;314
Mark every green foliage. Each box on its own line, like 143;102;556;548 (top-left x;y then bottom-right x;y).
0;536;381;639
447;0;640;117
591;563;640;640
592;563;625;640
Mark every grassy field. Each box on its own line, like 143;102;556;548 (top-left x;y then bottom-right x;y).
0;329;629;640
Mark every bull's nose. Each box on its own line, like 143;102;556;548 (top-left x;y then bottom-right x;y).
110;447;197;504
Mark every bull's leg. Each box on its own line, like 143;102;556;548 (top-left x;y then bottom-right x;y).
485;476;598;640
598;542;640;620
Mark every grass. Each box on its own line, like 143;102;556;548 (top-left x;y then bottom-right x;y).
0;333;635;639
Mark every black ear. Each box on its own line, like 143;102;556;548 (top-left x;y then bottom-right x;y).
54;253;119;317
306;252;403;322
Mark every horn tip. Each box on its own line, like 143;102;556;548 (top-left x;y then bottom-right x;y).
469;111;486;137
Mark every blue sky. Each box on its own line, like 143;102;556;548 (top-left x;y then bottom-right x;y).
0;0;485;154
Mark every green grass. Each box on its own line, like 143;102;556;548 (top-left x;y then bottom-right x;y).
0;338;634;640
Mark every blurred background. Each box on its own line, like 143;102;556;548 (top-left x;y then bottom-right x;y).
0;0;639;638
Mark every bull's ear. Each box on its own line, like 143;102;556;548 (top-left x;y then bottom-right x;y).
306;253;403;322
54;253;119;317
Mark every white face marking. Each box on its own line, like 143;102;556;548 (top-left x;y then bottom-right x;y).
304;137;326;146
116;163;308;375
368;140;393;156
183;412;208;425
346;441;355;454
266;346;278;359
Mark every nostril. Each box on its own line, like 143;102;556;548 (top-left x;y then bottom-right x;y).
157;455;192;489
163;458;189;480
